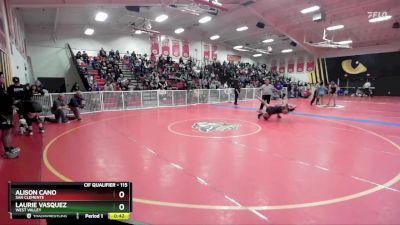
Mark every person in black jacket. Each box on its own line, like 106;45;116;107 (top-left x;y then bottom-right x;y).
0;73;21;158
232;78;240;105
7;77;27;102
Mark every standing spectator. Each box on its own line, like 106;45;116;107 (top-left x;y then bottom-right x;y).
0;72;21;158
327;81;338;107
233;78;240;105
100;48;107;57
310;83;320;105
318;82;328;105
115;50;121;61
7;77;28;102
68;91;85;121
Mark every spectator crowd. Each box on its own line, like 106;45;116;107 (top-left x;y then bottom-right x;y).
74;47;313;99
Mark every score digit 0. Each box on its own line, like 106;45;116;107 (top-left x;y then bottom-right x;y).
119;191;125;199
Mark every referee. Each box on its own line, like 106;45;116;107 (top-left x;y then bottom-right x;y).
259;79;274;111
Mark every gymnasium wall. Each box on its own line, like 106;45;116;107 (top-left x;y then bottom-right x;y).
325;51;400;96
264;51;311;82
0;0;31;84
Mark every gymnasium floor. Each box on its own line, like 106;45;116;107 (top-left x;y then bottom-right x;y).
1;96;400;224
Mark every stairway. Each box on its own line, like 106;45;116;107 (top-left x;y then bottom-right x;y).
88;69;105;90
117;61;143;89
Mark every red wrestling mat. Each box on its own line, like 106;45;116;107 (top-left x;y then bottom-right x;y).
3;96;400;224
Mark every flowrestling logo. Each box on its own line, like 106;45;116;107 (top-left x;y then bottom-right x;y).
367;11;388;19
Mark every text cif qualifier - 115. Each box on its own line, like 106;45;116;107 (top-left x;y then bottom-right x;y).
8;182;132;220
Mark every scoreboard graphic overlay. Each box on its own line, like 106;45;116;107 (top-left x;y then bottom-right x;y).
9;182;132;220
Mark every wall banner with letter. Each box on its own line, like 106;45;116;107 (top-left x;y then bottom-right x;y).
172;39;180;57
162;37;170;56
278;58;285;73
203;43;210;60
211;44;217;60
297;56;304;72
150;35;159;55
182;40;189;58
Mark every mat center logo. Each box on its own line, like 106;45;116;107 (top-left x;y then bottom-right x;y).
192;121;240;133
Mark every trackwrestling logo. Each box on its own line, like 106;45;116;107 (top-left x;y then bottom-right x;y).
192;121;240;133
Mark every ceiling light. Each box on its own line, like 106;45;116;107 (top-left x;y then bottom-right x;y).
326;24;344;30
281;49;293;53
212;0;222;6
300;5;320;14
174;28;184;34
236;26;248;31
369;15;392;23
267;46;272;51
155;14;168;22
135;30;142;34
337;40;352;44
233;45;243;49
253;54;262;57
84;28;94;35
210;35;220;40
236;49;249;52
199;16;212;23
262;38;274;43
95;12;108;22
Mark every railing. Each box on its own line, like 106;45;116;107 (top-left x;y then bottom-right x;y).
32;88;261;116
66;43;91;91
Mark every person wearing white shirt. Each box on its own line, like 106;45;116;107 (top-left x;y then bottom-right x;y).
259;79;275;111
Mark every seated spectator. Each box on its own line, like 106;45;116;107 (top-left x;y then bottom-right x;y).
68;91;85;121
76;51;82;59
82;51;89;64
28;84;44;98
109;49;115;58
100;48;107;57
70;82;80;92
115;50;121;61
50;94;69;123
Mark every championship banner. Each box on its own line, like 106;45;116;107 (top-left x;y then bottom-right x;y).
172;39;180;57
278;58;285;73
211;44;218;60
288;58;294;73
297;56;304;72
150;35;159;55
306;57;315;72
182;40;189;58
203;43;210;60
271;59;277;72
227;54;241;62
162;37;170;56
